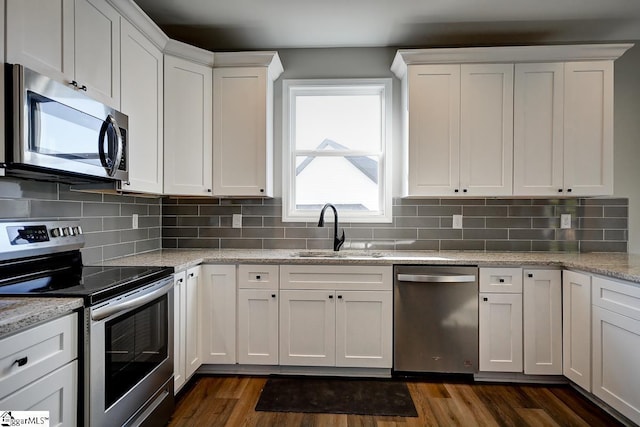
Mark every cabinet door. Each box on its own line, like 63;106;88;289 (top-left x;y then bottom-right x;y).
238;289;279;365
73;0;120;108
523;269;562;375
185;266;202;377
335;291;392;368
6;0;74;82
513;63;564;196
213;67;271;197
0;362;77;427
200;265;236;364
562;270;591;390
172;271;186;393
592;306;640;424
460;64;514;196
479;292;523;372
564;61;614;196
279;290;335;366
164;56;213;196
119;19;164;194
406;64;460;196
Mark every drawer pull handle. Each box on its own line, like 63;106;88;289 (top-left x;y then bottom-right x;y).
483;297;488;302
338;295;343;299
189;273;194;278
528;273;533;278
256;275;261;280
499;279;504;283
13;357;28;367
329;295;334;299
271;294;276;298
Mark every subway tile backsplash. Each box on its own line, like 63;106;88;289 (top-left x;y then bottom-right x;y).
162;197;628;252
0;178;161;264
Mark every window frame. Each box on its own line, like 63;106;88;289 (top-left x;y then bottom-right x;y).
282;78;392;223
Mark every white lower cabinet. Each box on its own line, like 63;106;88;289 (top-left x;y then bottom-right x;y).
237;265;280;365
0;313;78;426
592;276;640;424
279;265;393;369
523;269;562;375
479;292;523;372
201;265;237;364
562;270;591;390
173;266;202;393
279;289;336;367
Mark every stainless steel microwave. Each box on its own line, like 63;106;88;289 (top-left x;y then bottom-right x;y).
1;64;128;183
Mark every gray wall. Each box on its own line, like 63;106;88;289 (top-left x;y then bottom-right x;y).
613;44;640;253
0;178;161;264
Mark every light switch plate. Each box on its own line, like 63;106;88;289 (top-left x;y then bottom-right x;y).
560;214;572;229
452;214;463;229
232;214;242;228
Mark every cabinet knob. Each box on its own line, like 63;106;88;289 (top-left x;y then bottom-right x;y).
528;273;533;278
328;295;334;299
567;188;572;193
189;273;194;278
338;295;343;299
499;279;504;283
207;189;212;193
271;294;276;298
80;85;87;91
260;189;265;193
483;297;488;302
13;357;28;367
558;189;563;193
463;189;468;193
177;278;183;283
454;189;459;193
256;275;261;280
70;80;79;88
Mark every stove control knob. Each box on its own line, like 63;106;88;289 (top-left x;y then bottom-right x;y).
62;227;70;237
50;228;62;238
72;226;82;236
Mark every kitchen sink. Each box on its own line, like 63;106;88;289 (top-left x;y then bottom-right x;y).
293;251;384;258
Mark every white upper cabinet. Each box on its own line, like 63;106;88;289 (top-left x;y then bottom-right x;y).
213;52;283;197
564;61;614;196
407;65;460;196
514;63;565;196
119;18;164;194
460;64;513;196
7;0;121;108
404;63;512;197
392;44;631;198
514;61;614;196
164;55;213;196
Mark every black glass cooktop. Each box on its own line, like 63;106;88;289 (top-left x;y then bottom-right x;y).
0;252;173;305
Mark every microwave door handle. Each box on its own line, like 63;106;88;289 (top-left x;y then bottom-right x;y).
98;114;123;177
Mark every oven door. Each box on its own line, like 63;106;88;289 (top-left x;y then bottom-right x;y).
88;277;174;427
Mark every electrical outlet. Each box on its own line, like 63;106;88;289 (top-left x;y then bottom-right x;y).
132;214;139;229
560;214;572;229
452;214;463;229
232;214;242;228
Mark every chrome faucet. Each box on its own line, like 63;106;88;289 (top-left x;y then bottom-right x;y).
318;203;346;251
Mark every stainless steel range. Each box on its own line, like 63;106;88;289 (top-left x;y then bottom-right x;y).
0;221;174;427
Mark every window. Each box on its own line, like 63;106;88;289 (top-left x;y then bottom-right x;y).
282;79;392;222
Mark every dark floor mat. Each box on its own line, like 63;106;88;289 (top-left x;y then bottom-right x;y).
254;376;418;417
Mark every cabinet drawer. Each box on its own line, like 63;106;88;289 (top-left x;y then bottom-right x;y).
0;313;77;398
238;265;279;289
280;265;392;291
479;267;523;293
592;276;640;321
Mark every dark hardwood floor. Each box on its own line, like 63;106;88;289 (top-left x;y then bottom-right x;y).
168;375;626;426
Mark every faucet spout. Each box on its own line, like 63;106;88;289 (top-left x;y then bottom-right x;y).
318;203;346;251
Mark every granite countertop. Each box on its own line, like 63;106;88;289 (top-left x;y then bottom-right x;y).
98;249;640;284
0;297;83;338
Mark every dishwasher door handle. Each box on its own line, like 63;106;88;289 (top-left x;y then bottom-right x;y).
397;273;476;283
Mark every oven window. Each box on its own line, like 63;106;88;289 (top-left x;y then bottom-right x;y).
104;295;168;408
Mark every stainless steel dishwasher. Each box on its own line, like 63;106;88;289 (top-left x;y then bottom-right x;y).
394;265;479;374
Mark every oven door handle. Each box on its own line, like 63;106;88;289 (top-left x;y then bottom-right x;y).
91;277;173;321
